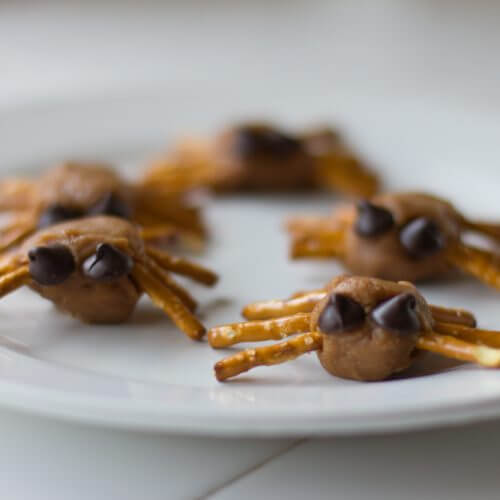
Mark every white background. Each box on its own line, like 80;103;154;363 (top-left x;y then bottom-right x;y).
1;1;500;499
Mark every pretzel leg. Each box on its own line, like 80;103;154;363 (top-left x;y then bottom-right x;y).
0;265;31;298
0;179;37;211
214;332;323;381
429;304;476;328
289;288;326;299
447;244;500;289
141;225;204;251
417;332;500;367
146;246;218;286
0;215;37;252
242;292;326;320
464;219;500;242
208;313;311;348
315;153;379;198
287;215;335;237
141;139;216;193
0;256;22;275
433;322;500;349
144;257;198;311
132;262;205;340
290;231;345;259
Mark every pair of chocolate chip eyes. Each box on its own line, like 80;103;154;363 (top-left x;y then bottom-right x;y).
234;127;303;159
37;193;131;230
318;293;421;335
354;201;445;258
27;243;133;286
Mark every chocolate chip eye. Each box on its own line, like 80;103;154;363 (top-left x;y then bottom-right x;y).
318;293;366;334
82;243;133;281
87;193;132;219
28;244;75;285
399;217;444;258
234;126;302;160
371;293;421;334
354;201;395;237
38;204;84;229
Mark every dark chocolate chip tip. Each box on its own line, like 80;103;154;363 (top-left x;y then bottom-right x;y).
318;293;366;334
371;293;421;334
28;244;76;286
399;217;445;258
83;243;133;282
354;201;395;237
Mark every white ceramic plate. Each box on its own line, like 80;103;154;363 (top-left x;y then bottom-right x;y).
1;87;500;437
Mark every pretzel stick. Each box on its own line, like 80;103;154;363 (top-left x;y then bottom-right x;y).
464;220;500;242
140;223;181;240
242;292;326;320
0;214;37;251
132;262;205;340
137;200;206;237
286;215;335;236
0;265;31;298
290;289;326;299
316;153;379;198
144;257;197;311
429;304;476;328
214;332;323;381
208;313;311;348
447;244;500;289
433;322;500;349
0;256;22;275
146;246;218;286
141;226;204;251
0;179;38;211
417;332;500;367
290;231;344;259
142;140;216;192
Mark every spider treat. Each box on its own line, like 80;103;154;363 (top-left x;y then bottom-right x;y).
0;162;207;252
288;192;500;287
209;276;500;382
142;122;379;197
0;216;218;338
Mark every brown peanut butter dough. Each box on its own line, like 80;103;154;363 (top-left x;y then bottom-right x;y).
37;162;133;212
212;123;315;191
21;216;143;323
0;162;207;252
210;276;500;382
313;277;431;381
289;191;500;288
143;121;379;197
343;193;462;282
0;216;217;338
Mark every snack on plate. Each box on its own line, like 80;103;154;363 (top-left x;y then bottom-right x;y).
0;216;217;337
209;276;500;382
288;192;500;286
0;162;207;252
142;122;379;197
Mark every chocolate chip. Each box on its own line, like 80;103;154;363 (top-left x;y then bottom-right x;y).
318;293;366;334
38;204;84;229
82;243;133;281
399;217;444;258
354;201;395;237
87;193;132;219
28;244;75;285
371;293;421;334
234;125;302;160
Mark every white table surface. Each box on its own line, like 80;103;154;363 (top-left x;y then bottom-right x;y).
1;2;500;499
